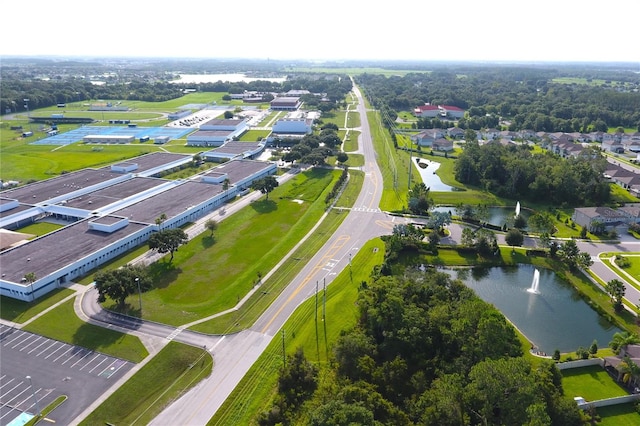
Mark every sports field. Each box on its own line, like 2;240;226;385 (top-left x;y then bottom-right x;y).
31;126;193;146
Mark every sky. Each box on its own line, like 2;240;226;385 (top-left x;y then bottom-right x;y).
3;0;640;64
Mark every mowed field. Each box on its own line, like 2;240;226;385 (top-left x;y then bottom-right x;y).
0;92;267;182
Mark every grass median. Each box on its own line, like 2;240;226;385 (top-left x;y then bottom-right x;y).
101;168;343;325
79;342;212;426
208;238;386;425
23;299;148;363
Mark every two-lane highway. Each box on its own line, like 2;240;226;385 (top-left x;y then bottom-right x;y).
149;83;397;425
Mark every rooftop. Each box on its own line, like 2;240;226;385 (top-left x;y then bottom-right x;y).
0;218;149;284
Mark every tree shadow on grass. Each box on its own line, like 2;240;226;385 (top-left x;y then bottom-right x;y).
250;199;277;214
148;262;182;290
71;321;129;353
201;235;216;249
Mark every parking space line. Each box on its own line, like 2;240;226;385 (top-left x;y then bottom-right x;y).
62;348;90;366
11;332;36;349
70;351;94;368
0;377;14;392
12;332;37;349
80;354;102;371
36;340;60;357
88;357;108;374
53;346;74;363
27;338;49;355
4;331;26;347
1;385;31;415
44;342;67;360
20;335;44;352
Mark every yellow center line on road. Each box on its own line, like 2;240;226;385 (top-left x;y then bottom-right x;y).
260;234;350;334
366;161;378;210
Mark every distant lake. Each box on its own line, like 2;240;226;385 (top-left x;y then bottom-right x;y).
171;73;287;84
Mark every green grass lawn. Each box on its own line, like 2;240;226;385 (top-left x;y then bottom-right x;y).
102;168;342;325
0;141;159;182
12;221;64;238
343;153;364;167
561;365;628;401
79;342;212;426
596;403;640;426
0;288;75;323
342;131;360;152
240;129;271;141
209;238;386;425
23;299;148;362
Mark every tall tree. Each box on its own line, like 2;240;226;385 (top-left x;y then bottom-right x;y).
407;182;432;215
205;218;218;237
505;228;525;251
606;279;626;311
252;175;279;201
148;228;188;262
94;265;150;308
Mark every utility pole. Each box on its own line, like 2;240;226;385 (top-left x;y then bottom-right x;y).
135;277;142;313
322;278;326;322
281;329;286;368
25;376;40;417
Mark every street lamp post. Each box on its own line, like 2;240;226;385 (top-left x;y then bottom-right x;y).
25;376;40;417
135;277;142;312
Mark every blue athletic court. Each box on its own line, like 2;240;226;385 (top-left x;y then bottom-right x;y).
31;126;193;146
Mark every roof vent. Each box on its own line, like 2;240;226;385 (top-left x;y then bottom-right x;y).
27;258;31;261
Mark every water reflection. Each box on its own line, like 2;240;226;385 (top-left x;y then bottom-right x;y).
446;265;619;353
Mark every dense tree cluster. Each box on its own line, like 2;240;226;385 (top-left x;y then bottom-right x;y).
454;141;611;206
1;58;353;115
279;129;345;166
296;269;582;425
356;67;640;132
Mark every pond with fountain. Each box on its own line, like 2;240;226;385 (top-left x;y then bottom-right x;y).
444;265;621;354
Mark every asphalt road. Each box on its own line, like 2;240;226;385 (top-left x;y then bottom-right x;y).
148;83;399;425
74;82;640;425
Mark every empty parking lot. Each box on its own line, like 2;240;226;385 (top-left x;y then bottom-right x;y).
0;325;134;425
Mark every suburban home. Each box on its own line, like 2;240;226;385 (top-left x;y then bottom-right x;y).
545;139;586;158
604;345;640;389
411;129;446;147
624;136;640;152
518;129;537;140
499;130;518;140
447;127;465;139
432;138;454;151
481;128;500;140
572;206;631;232
602;139;626;153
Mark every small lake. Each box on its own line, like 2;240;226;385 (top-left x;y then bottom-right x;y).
412;157;452;192
171;73;287;84
433;205;532;228
445;265;620;354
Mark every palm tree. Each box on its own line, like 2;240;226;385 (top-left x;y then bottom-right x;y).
617;356;640;387
609;331;640;355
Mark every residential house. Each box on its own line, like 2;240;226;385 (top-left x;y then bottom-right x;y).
411;129;446;147
602;139;626;153
481;128;500;140
432;138;454;151
572;206;629;232
447;127;465;139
